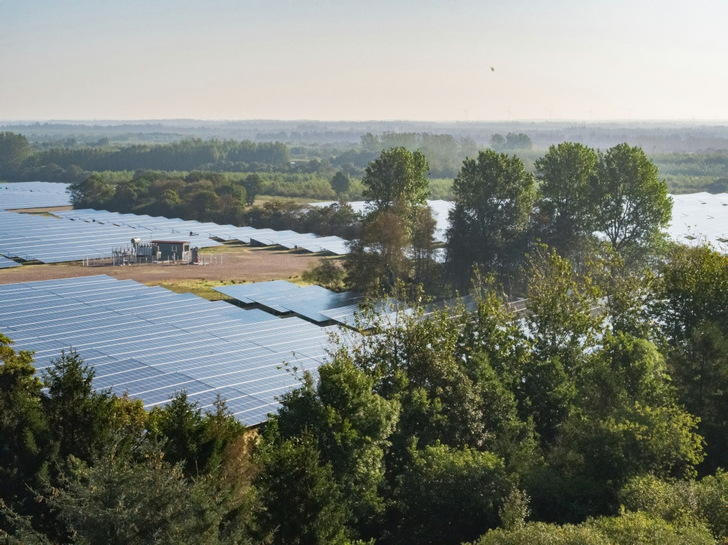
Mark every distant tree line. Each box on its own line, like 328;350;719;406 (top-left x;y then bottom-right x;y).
3;239;728;543
5;129;728;195
67;170;362;239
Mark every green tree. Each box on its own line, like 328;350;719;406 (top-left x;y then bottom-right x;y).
446;150;536;289
345;209;411;293
346;147;432;293
242;173;262;205
302;258;346;291
255;434;349;545
361;147;429;216
392;443;511;545
273;351;399;536
472;512;713;545
520;248;603;443
67;173;114;208
148;392;207;476
592;143;672;260
655;244;728;470
42;349;113;462
330;170;351;196
0;334;51;510
621;471;728;542
47;442;249;545
0;132;32;173
534;142;598;257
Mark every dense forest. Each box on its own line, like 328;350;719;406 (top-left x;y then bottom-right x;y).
3;241;728;544
3;126;728;197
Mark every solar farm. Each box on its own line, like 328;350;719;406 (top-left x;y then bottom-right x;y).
2;182;728;427
0;181;71;210
0;208;349;266
0;275;342;426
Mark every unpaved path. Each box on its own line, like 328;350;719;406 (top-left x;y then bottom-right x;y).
0;245;323;287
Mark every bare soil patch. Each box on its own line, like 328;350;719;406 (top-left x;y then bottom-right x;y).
0;245;324;294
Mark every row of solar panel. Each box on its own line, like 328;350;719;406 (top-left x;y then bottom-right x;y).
56;209;351;255
0;275;339;425
214;280;380;327
0;182;71;210
0;256;20;269
0;210;222;263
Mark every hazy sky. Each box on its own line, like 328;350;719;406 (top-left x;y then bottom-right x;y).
2;0;727;121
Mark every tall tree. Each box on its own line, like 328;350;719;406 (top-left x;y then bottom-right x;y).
0;132;32;173
655;244;728;470
67;174;114;209
42;349;113;462
361;147;429;216
346;148;432;293
534;142;598;256
330;170;351;197
592;143;672;260
0;334;51;509
446;149;536;289
256;434;349;545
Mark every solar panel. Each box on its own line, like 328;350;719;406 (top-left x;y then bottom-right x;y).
0;274;343;426
0;182;71;210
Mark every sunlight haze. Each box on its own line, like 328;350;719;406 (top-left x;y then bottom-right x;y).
1;0;727;121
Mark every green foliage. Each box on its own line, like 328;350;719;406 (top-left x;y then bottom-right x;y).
361;147;429;214
392;443;511;545
148;393;245;478
347;147;437;294
446;149;536;290
579;333;674;418
331;170;351;196
68;173;114;208
521;248;602;442
592;143;672;260
0;132;32;171
472;511;714;545
302;258;347;291
525;246;603;366
471;520;609;545
255;434;349;545
273;352;399;534
47;443;249;545
621;459;728;541
534;142;598;257
345;210;412;294
0;335;51;511
655;244;728;470
42;349;113;462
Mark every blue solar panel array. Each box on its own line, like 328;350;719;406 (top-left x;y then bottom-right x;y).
215;280;365;325
0;182;71;210
0;255;20;269
0;209;221;263
0;275;338;425
56;209;350;255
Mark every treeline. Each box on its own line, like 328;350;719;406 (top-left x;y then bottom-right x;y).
338;143;671;299
68;171;362;239
4;242;728;543
651;151;728;194
25;138;290;173
5;129;728;195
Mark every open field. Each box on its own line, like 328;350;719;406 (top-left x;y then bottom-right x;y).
0;244;323;295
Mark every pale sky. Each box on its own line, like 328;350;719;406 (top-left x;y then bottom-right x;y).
2;0;727;122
